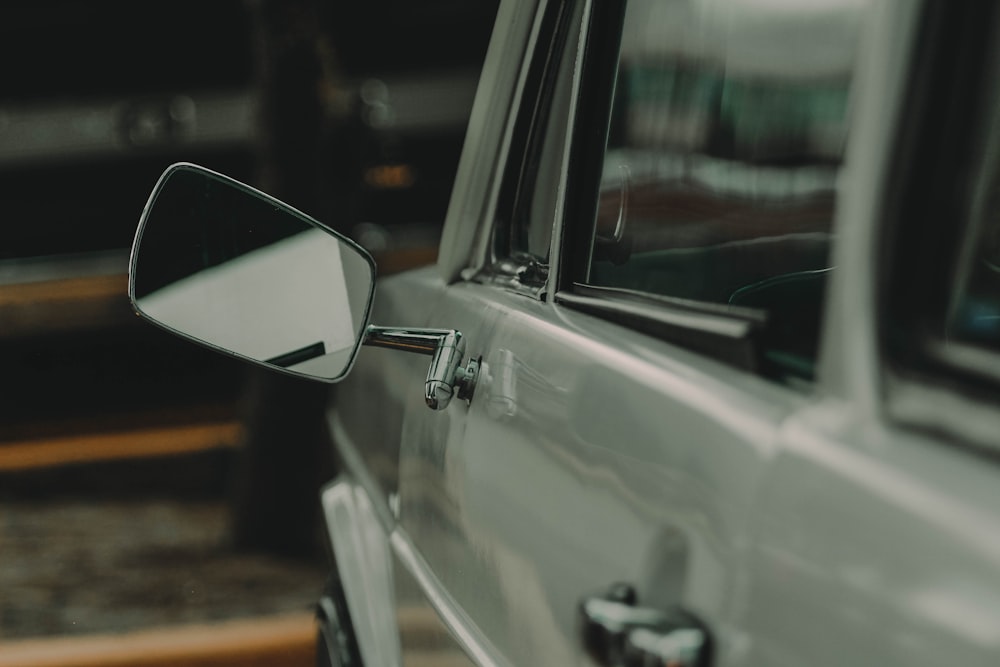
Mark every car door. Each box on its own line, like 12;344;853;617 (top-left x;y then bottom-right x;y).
330;0;874;665
329;0;881;664
740;3;1000;665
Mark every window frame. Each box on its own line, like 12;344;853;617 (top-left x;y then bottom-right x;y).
473;0;580;298
553;0;827;378
878;0;1000;448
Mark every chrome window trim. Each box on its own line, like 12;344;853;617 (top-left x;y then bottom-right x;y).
556;285;763;372
438;0;547;283
544;0;592;304
557;285;760;341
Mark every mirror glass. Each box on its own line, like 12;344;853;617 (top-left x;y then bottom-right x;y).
129;163;375;382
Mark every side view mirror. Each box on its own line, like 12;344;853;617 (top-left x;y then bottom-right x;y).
129;163;480;409
129;163;375;382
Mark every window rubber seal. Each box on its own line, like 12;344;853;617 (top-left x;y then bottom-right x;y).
556;283;766;372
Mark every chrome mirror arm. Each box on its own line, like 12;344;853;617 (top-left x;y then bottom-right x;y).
363;325;480;410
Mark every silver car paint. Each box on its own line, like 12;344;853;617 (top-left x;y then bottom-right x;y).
738;6;1000;664
437;0;545;283
384;269;806;665
747;402;1000;666
326;0;1000;665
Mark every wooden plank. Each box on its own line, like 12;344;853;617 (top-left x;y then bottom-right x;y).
0;613;316;667
0;422;243;472
373;247;438;276
0;274;126;307
0;245;440;339
404;654;476;667
0;274;134;338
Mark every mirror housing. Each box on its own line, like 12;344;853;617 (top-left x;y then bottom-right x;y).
129;163;376;383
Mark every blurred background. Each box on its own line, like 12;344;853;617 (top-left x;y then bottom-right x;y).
0;0;497;662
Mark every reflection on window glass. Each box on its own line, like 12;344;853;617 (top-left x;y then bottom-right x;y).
949;192;1000;351
503;0;583;269
588;0;868;380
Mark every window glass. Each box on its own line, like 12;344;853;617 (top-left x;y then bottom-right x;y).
495;0;582;276
510;38;575;264
877;3;1000;438
586;0;869;379
947;170;1000;354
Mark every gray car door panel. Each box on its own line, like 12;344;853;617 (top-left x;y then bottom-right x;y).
349;266;809;665
326;0;927;663
745;405;1000;667
329;269;445;522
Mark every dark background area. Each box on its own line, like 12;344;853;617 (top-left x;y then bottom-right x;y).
0;0;498;643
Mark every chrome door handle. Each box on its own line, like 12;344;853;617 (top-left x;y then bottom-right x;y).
579;584;712;667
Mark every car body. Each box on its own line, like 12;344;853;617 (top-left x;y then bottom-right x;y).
130;0;1000;665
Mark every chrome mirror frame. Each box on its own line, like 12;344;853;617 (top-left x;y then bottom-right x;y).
128;162;378;384
129;163;480;408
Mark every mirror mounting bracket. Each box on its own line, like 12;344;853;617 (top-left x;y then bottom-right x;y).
363;326;480;410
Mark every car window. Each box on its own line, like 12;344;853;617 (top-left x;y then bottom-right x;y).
876;3;1000;446
489;0;581;290
937;103;1000;381
579;0;869;382
520;38;576;263
949;180;1000;354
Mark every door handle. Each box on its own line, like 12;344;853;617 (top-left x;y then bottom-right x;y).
579;583;712;667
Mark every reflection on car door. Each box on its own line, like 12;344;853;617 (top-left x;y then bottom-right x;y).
389;271;797;664
330;0;882;663
368;0;871;664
